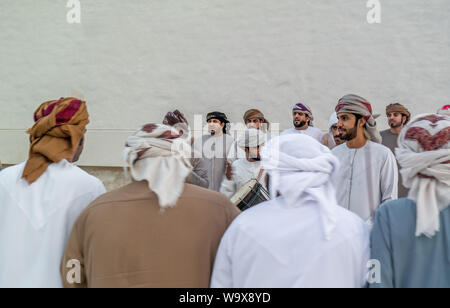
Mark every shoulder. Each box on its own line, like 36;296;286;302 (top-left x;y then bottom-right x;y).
367;141;394;158
281;128;294;135
376;198;416;220
0;162;26;188
61;163;105;190
331;143;347;155
335;206;369;237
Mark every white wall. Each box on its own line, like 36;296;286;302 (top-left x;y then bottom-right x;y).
1;0;449;166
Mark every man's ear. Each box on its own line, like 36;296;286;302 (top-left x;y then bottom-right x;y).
358;117;367;127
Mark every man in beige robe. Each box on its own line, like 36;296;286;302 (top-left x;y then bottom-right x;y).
61;123;240;288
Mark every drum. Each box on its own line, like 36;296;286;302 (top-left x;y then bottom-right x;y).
231;179;270;211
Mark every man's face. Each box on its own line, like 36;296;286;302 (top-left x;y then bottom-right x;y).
293;111;309;128
387;112;405;128
246;118;263;129
331;124;344;145
207;119;224;136
337;113;360;141
245;146;262;161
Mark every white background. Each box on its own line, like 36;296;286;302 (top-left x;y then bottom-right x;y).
1;0;449;166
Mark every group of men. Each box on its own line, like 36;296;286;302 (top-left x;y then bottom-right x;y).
0;96;449;288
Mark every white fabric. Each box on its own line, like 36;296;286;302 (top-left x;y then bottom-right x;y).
395;113;450;237
262;134;340;240
332;141;398;222
236;128;267;148
211;134;370;288
220;159;267;198
281;126;324;143
327;112;339;147
437;106;450;116
0;160;106;288
123;124;193;208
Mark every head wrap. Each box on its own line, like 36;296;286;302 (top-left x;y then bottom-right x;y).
237;128;267;148
261;134;341;240
206;111;229;124
123;124;193;208
395;114;450;238
243;109;270;130
437;105;450;116
293;103;314;126
335;94;382;143
162;109;190;140
386;103;411;124
22;97;89;184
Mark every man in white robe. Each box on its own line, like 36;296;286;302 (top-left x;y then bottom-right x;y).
281;103;323;142
0;98;105;288
220;128;267;198
193;112;235;192
211;134;370;288
332;94;398;223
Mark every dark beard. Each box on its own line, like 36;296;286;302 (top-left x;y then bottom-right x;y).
389;122;402;128
339;125;358;141
294;120;306;128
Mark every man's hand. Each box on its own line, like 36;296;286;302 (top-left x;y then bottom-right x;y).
225;160;233;180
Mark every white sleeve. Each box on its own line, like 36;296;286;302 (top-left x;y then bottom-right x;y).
380;151;398;203
219;176;237;198
210;228;234;288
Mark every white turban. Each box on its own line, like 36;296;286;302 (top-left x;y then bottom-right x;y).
396;114;450;237
123;124;193;208
237;128;267;148
261;134;341;240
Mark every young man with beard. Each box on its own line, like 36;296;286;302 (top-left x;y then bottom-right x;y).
322;112;345;149
281;103;323;142
332;94;398;224
380;103;411;197
193;112;235;192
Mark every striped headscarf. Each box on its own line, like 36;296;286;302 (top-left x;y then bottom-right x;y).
335;94;382;143
293;103;314;126
123;124;193;208
23;97;89;184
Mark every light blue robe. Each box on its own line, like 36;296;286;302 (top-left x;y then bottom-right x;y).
369;198;450;288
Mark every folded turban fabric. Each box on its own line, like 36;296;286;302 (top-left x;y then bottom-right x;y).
237;128;267;148
206;111;229;123
123;124;193;208
22;97;89;184
396;113;450;237
261;134;341;240
335;94;382;143
437;105;450;116
386;103;411;124
293;103;314;126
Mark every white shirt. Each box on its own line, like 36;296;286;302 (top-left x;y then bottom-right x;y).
219;159;266;198
281;126;324;142
332;141;398;222
0;160;106;288
211;197;370;288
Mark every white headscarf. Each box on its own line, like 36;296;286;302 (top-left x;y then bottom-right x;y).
396;114;450;237
237;128;267;148
123;124;193;208
261;134;341;240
